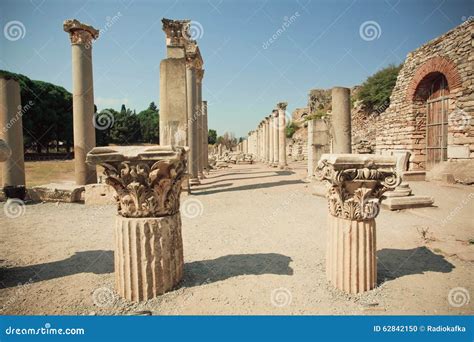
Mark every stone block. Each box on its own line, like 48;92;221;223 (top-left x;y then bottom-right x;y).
84;183;116;205
381;196;434;210
28;183;84;203
447;145;470;159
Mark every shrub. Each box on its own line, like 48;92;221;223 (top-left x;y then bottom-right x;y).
357;64;402;113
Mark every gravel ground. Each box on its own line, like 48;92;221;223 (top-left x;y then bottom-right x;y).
0;162;473;315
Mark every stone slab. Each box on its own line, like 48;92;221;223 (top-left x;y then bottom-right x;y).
28;183;84;203
381;196;434;210
402;171;426;181
84;183;116;205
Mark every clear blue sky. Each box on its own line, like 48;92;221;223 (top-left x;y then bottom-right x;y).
1;0;471;137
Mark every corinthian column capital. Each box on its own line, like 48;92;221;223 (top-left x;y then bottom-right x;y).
63;19;99;45
86;146;188;218
315;154;401;220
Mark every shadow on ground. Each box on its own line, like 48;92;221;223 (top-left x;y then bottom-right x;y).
194;179;305;195
182;253;293;287
377;246;454;283
0;250;113;289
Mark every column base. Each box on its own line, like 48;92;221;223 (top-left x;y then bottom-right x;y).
326;215;377;294
189;178;201;186
115;213;184;302
2;185;26;200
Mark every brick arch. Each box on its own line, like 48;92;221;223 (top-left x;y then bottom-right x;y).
406;56;462;101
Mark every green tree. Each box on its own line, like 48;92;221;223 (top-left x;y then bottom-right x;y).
208;129;217;144
0;70;73;154
109;105;141;144
286;121;298;138
137;102;159;144
357;64;402;113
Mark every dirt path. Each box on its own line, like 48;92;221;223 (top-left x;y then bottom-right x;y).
0;162;472;315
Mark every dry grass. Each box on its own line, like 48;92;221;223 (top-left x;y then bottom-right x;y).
0;160;101;187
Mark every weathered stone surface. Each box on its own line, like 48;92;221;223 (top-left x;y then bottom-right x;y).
447;145;470;158
84;183;116;205
28;183;84;203
326;216;377;293
115;213;183;302
0;139;11;162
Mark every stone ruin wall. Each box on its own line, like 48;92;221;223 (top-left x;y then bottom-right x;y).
376;21;473;170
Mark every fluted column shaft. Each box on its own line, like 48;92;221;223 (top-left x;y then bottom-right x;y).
186;65;200;185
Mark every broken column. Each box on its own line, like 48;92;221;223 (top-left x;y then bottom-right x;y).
64;19;99;185
160;19;189;146
272;109;279;167
331;87;351;153
307;118;330;178
0;76;25;199
277;102;288;169
86;145;188;302
316;154;401;293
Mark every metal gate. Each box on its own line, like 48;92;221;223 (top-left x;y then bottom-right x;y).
426;76;449;170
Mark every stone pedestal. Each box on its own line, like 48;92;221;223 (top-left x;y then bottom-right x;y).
64;19;99;185
331;87;351;153
326;216;376;293
0;76;26;199
86;145;188;302
307;118;330;179
316;154;401;294
115;214;183;301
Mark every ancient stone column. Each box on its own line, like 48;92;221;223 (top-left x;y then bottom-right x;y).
86;145;188;302
159;19;189;146
315;154;401;294
202;100;209;172
272;109;279;167
64;19;99;185
186;55;200;186
218;143;223;156
196;69;205;179
269;116;274;165
331;87;352;153
277;102;288;168
262;120;267;163
0;76;25;199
